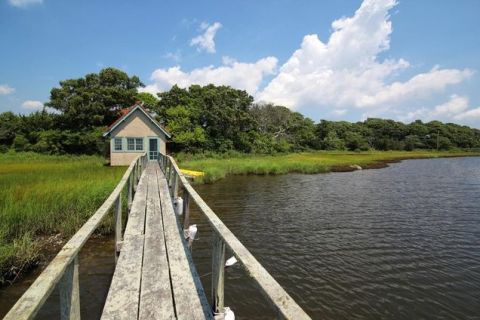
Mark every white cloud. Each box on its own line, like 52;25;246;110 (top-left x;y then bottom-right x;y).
0;84;15;95
143;0;476;126
21;100;44;110
257;0;472;113
190;22;222;53
454;107;480;121
141;56;278;95
8;0;42;8
398;94;480;125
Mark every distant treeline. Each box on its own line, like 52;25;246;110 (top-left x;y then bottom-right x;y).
1;68;479;155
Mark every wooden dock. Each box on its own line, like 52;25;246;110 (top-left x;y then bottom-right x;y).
102;162;211;319
4;154;311;320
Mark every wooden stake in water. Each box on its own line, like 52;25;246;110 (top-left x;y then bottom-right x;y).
59;256;80;320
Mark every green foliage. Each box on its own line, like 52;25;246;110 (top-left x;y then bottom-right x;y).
0;71;479;156
0;152;125;284
136;92;158;108
46;67;143;130
164;105;206;151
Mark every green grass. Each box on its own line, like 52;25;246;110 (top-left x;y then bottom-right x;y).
178;150;480;183
0;152;125;285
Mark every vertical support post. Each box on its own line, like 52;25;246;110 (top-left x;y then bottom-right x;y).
182;190;190;231
127;175;133;211
59;256;80;320
173;174;179;199
171;172;177;198
212;233;226;315
132;163;137;192
166;161;171;183
114;194;122;262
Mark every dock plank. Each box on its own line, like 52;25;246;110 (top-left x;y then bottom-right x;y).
155;164;213;320
139;168;175;320
123;166;149;237
101;234;144;320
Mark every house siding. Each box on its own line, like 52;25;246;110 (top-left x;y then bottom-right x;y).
108;109;167;166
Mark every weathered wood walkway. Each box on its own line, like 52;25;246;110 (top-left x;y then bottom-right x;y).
4;154;311;320
101;162;211;319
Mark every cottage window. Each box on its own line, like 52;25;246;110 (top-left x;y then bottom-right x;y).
135;138;143;151
127;138;135;151
127;137;143;151
114;138;122;151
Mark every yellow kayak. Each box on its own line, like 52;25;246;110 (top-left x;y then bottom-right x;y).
180;169;205;177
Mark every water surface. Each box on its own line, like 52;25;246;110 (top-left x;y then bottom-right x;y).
189;157;480;319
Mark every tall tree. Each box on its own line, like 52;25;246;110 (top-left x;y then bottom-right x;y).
46;68;143;130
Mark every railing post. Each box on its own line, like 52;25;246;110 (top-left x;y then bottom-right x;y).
173;174;179;199
59;256;80;320
171;172;178;199
127;175;133;211
212;233;226;316
166;161;171;183
182;189;190;231
114;194;122;261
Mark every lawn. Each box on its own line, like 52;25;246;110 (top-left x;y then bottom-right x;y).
178;150;480;183
0;152;125;285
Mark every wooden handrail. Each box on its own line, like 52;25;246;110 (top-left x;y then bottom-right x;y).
3;154;147;320
161;155;311;320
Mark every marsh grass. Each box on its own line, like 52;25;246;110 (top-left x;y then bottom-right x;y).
0;152;125;285
178;150;480;183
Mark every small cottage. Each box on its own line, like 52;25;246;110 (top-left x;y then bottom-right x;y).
103;103;171;166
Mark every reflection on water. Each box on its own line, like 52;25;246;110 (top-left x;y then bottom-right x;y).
1;157;479;319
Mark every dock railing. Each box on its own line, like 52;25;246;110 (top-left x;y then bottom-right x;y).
159;154;311;320
3;154;148;320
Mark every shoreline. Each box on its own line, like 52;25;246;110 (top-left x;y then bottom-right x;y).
179;151;480;183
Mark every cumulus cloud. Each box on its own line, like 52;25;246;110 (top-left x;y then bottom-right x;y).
257;0;472;112
190;22;222;53
8;0;42;8
0;84;15;95
141;56;277;95
399;94;480;125
454;107;480;121
22;100;44;110
143;0;475;125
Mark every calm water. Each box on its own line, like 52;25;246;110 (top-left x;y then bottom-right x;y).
1;157;479;319
188;157;480;319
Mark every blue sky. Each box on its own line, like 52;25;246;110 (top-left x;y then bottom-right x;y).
1;0;479;127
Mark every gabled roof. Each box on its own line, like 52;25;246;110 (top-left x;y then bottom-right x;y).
103;103;171;138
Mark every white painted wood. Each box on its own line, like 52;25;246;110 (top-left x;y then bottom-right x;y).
58;256;80;320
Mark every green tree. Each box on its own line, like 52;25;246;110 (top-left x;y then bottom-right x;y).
46;68;143;130
136;92;158;108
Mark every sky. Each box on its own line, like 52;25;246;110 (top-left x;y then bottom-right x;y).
1;0;480;127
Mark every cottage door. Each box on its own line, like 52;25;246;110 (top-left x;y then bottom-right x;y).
148;138;158;160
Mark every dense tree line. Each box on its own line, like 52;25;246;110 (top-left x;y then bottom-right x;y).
1;68;479;155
